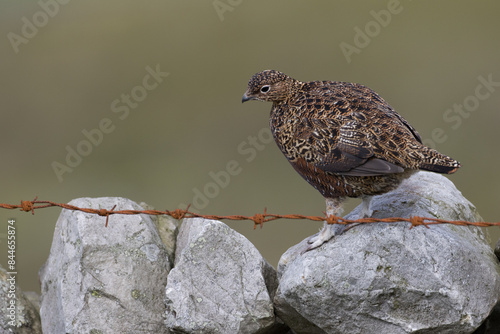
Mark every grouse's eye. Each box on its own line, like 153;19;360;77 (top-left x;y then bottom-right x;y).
260;85;270;93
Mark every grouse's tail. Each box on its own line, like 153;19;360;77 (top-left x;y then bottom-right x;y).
416;146;461;174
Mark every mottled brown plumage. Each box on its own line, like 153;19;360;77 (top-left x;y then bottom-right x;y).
242;70;461;250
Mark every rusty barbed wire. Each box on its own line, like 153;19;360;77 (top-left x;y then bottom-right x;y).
1;197;499;230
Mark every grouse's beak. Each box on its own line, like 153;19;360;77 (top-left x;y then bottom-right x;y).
241;91;254;103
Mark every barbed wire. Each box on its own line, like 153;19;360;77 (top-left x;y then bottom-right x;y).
1;197;498;230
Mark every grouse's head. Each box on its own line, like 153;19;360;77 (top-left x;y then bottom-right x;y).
242;70;299;103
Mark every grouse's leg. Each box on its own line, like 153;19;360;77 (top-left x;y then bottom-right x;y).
359;195;374;218
303;195;375;253
335;195;374;236
304;197;345;252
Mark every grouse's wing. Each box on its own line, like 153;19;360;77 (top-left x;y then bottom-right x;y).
295;117;404;176
289;80;460;175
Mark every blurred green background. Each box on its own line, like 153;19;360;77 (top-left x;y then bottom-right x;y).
1;1;499;292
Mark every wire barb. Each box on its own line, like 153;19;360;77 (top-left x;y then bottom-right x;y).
101;205;116;227
20;196;38;215
409;216;430;229
252;208;267;229
168;204;191;220
326;215;340;225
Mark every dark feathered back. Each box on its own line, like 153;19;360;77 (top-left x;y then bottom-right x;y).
243;70;460;198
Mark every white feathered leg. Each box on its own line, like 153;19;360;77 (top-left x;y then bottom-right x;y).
305;197;345;252
359;195;374;218
332;195;374;237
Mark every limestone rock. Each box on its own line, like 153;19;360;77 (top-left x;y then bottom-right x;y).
472;301;500;333
139;201;180;264
165;218;288;333
494;238;500;262
0;266;42;334
275;171;500;334
22;291;41;312
39;197;171;334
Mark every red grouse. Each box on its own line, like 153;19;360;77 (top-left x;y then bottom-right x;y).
242;70;460;251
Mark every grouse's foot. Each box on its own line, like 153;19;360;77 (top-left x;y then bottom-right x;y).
302;223;346;254
300;197;345;254
302;221;365;254
301;196;374;254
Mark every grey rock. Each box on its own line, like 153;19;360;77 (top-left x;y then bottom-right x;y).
275;171;500;334
494;238;500;261
39;197;171;334
0;266;42;334
472;300;500;333
139;201;180;264
22;291;41;312
165;218;288;334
